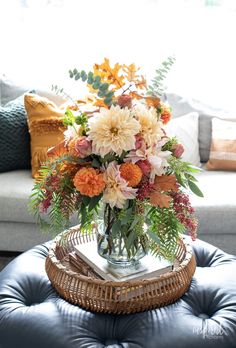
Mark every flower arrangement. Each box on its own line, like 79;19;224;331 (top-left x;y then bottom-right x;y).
30;58;203;262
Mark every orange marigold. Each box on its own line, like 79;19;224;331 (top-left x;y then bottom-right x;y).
120;163;142;187
73;167;105;197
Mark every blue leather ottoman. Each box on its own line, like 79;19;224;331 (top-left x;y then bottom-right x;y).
0;238;236;348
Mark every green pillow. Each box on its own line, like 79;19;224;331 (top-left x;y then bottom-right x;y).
0;95;32;172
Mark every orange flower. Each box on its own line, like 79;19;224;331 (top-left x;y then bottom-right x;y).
160;107;172;124
68;137;79;157
120;163;142;187
73;167;105;197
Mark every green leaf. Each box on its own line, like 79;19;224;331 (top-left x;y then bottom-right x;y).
73;68;78;75
75;72;80;80
92;82;100;90
88;194;102;211
82;195;91;206
104;97;113;105
99;82;109;91
147;230;161;245
188;180;204;197
92;157;101;168
94;75;101;83
112;220;121;237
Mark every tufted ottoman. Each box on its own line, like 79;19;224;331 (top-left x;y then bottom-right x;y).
0;238;236;348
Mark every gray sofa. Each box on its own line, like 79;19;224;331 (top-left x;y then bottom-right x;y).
0;81;235;254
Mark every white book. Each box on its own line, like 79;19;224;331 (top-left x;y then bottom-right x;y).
74;241;173;282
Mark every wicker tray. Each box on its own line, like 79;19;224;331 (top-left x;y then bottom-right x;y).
45;226;196;314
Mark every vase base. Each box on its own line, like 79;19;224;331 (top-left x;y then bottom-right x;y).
107;258;140;269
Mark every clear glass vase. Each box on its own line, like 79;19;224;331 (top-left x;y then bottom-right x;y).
96;203;149;268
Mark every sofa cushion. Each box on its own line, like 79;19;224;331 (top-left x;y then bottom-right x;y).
165;112;201;166
0;170;35;224
24;94;66;177
206;118;236;170
0;76;66;106
190;170;236;234
0;95;31;172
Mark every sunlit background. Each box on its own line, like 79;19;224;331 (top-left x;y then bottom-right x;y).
1;0;236;110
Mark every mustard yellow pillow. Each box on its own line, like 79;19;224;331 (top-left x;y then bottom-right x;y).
24;94;66;177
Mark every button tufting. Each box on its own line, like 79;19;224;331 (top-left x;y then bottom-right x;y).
198;313;210;319
105;338;119;345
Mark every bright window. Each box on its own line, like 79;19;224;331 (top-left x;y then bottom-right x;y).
1;0;236;110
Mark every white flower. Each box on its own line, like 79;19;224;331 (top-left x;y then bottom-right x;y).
134;104;164;147
64;125;80;143
88;105;140;157
125;139;171;183
103;162;137;209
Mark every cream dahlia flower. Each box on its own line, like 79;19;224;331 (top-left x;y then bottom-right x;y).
88;105;140;157
134;105;164;147
103;162;137;209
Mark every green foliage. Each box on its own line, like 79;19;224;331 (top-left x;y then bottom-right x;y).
147;205;185;261
168;157;204;197
69;68;114;106
147;56;175;97
162;137;178;151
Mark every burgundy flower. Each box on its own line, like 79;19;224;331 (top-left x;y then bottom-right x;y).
117;94;132;109
173;143;184;158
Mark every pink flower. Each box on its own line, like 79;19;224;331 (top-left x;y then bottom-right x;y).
75;137;92;158
173;144;184;158
136;160;151;176
117;94;132;109
135;134;145;150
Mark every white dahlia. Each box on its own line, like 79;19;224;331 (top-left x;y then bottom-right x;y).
103;162;137;209
88;105;140;157
134;105;164;147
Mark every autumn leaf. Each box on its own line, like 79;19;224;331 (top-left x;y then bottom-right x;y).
135;75;147;90
150;191;172;208
129;91;144;100
93;58;125;91
153;175;178;192
123;63;140;82
94;99;108;108
47;140;68;158
145;96;161;108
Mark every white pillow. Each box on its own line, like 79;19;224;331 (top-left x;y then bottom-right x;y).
165;112;201;167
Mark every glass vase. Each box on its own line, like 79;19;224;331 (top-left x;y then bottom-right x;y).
96;203;149;268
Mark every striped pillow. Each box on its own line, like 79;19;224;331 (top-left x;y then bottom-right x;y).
206;118;236;170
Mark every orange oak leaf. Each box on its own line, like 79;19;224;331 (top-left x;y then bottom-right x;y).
153;175;178;192
145;96;161;108
47;140;68;158
123;63;140;82
150;191;172;208
129;91;144;100
93;58;125;90
135;75;147;90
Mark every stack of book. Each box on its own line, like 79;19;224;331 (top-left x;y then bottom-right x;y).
69;241;173;282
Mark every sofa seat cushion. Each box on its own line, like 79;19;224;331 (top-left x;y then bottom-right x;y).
190;170;236;234
0;170;35;224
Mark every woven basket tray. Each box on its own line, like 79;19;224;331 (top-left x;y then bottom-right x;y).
45;226;196;314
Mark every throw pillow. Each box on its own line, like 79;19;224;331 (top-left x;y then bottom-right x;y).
165;112;201;167
24;94;66;177
206;118;236;171
0;95;31;172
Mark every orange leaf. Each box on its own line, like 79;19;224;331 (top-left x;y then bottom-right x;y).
129;91;144;100
145;96;161;108
47;140;68;158
123;63;140;82
94;99;108;108
93;58;125;91
150;191;172;208
135;75;147;90
153;175;178;192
